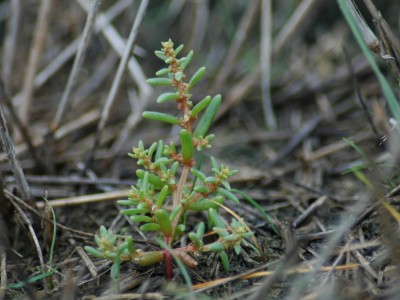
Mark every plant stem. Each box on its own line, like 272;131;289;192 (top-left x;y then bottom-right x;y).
163;236;173;280
163;251;173;280
170;164;190;242
173;164;190;208
171;209;184;241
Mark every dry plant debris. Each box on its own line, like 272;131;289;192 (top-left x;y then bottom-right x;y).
0;0;400;299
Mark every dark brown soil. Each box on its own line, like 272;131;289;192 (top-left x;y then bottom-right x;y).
1;1;400;299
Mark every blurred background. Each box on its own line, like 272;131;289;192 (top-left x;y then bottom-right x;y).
0;0;398;188
2;0;400;298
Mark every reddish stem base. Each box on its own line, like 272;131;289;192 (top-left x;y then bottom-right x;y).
163;249;173;280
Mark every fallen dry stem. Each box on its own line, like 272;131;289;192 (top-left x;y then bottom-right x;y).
35;189;130;209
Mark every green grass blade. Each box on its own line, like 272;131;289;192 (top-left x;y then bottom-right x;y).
343;137;367;158
43;196;57;267
337;0;400;122
7;272;54;289
231;189;279;234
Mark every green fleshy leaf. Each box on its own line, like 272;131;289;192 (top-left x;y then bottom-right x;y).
180;129;194;164
222;181;231;190
142;171;149;196
142;111;180;125
219;251;230;272
169;204;183;221
152;157;173;168
188;232;202;249
205;176;218;183
126;236;135;255
194;185;209;194
136;169;165;189
180;50;193;70
155;140;164;160
137;202;148;210
170;161;179;175
187;196;223;212
99;225;108;238
84;246;104;258
130;215;154;223
213;226;229;238
167;142;177;154
110;261;120;280
156;68;170;76
94;234;101;246
156;185;169;208
192;96;212;117
148;142;158;157
205;134;215;144
174;44;184;55
117;241;128;253
140;223;161;232
117;199;136;206
217;187;239;204
194;95;221;138
157;92;180;103
176;224;186;234
174;72;183;81
207;242;225;252
107;252;118;260
210;156;219;171
243;232;254;239
209;208;225;228
188;67;205;89
155;209;172;236
121;208;148;215
155;50;167;61
136;251;164;266
146;77;173;86
190;168;207;181
196;222;205;239
160;164;167;172
234;244;242;255
222;234;236;241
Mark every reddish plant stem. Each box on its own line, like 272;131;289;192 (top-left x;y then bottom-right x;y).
163;249;173;280
162;44;198;280
164;236;173;280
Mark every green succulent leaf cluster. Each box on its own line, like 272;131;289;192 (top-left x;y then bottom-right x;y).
86;39;254;277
